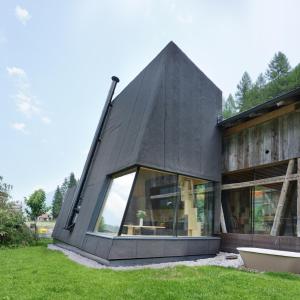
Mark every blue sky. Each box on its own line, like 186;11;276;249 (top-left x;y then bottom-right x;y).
1;0;300;203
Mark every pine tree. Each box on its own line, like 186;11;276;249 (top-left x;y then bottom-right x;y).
235;72;252;111
68;172;77;188
223;94;237;119
52;186;63;219
60;177;69;198
255;73;266;88
266;52;291;81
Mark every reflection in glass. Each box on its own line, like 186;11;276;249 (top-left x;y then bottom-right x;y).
120;168;214;237
121;168;178;236
177;176;214;236
222;188;252;234
253;184;281;234
222;182;298;236
94;171;136;236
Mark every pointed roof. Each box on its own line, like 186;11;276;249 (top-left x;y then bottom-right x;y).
98;41;222;180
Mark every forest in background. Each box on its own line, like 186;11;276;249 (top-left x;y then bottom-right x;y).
223;52;300;119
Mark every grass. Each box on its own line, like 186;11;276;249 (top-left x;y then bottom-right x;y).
1;241;300;299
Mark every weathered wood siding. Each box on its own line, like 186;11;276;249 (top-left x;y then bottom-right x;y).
223;111;300;172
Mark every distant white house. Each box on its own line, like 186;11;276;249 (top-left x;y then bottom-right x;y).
10;200;22;212
37;213;52;222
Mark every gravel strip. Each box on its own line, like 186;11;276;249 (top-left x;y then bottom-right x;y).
48;244;244;270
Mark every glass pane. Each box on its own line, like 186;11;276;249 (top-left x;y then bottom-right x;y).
94;171;136;236
177;176;214;236
282;182;297;236
253;184;281;234
222;188;252;234
120;168;177;236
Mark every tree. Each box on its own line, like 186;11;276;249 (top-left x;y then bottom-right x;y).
235;72;252;111
52;186;63;219
266;51;291;81
223;94;237;119
0;176;13;207
68;173;77;188
60;177;69;198
60;173;77;198
255;73;266;88
25;189;47;222
0;176;35;246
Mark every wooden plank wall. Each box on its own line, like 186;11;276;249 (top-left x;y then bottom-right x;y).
223;111;300;172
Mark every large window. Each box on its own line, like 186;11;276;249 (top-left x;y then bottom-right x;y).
177;176;214;236
253;184;281;234
121;168;178;236
222;162;297;236
94;170;136;236
222;188;252;234
95;167;215;237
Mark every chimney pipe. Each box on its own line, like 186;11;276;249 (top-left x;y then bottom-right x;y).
65;76;119;230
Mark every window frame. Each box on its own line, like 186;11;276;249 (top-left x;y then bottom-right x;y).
93;165;215;238
93;168;137;236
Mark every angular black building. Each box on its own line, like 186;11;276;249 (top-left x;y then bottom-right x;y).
53;42;223;265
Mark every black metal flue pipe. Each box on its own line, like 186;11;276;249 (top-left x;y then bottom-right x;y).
66;76;120;230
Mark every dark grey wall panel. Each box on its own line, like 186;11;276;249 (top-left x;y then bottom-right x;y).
186;239;209;255
82;234;113;260
95;238;113;259
136;239;165;258
52;186;76;241
109;237;220;260
109;239;137;260
83;235;99;255
137;42;222;181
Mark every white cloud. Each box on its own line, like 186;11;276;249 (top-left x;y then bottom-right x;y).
15;5;31;25
176;14;193;24
7;66;51;125
15;92;40;117
7;66;26;78
11;122;27;133
41;116;51;124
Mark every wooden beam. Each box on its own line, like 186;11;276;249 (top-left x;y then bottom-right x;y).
224;103;297;136
297;158;300;237
271;159;295;236
220;205;227;233
222;173;300;190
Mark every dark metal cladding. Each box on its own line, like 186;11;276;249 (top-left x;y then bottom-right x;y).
52;41;222;261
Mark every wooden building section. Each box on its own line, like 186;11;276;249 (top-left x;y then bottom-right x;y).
223;109;300;173
220;91;300;252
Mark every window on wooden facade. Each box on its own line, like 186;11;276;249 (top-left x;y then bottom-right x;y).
222;162;297;236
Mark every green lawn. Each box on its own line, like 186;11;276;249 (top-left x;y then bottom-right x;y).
1;241;300;300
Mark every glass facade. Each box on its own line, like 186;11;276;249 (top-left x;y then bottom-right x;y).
177;176;214;236
94;170;136;236
253;184;281;234
95;167;215;237
222;188;252;234
222;163;297;236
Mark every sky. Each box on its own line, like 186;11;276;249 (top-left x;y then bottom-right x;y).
1;0;300;204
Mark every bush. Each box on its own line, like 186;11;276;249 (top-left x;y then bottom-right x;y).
0;204;35;247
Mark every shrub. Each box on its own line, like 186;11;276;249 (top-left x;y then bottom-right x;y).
0;203;35;247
